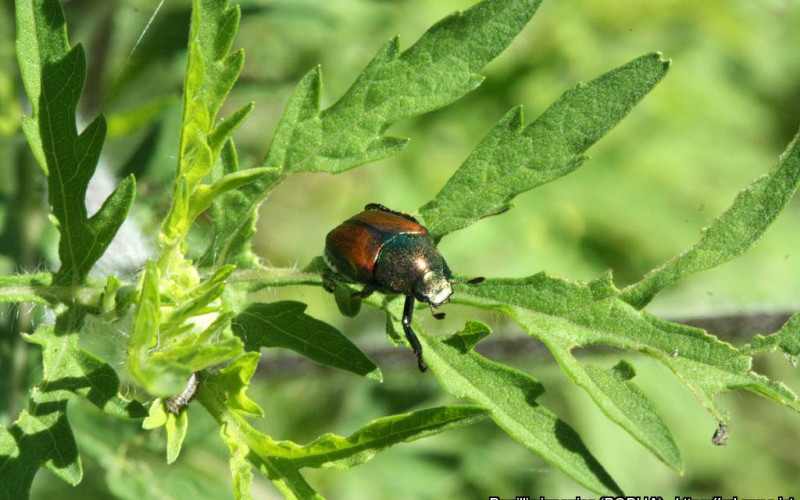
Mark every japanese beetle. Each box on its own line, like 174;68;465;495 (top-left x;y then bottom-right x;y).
323;203;483;372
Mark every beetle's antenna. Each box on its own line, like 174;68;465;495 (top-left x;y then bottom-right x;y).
453;276;485;285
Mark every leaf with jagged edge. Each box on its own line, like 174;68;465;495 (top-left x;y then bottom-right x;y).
128;261;243;397
16;0;135;285
398;319;623;495
264;0;543;174
25;324;147;419
0;398;80;498
160;0;254;250
204;0;543;269
198;354;486;499
420;53;670;241
199;139;282;269
280;405;487;470
621;127;800;309
454;273;800;457
745;313;800;364
232;301;382;381
0;319;146;497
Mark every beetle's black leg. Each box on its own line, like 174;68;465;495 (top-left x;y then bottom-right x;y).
351;285;376;299
402;295;428;372
322;273;337;293
365;203;419;224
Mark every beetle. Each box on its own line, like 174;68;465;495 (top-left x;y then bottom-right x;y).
323;203;483;372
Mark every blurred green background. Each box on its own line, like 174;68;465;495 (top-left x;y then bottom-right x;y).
2;0;800;497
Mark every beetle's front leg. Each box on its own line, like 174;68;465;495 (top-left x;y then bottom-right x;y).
402;295;428;372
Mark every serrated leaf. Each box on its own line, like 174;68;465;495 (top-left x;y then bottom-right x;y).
206;0;544;270
420;53;670;240
264;0;542;175
282;405;487;469
199;362;323;499
16;0;136;285
15;0;69;168
0;401;80;497
622;127;800;308
232;301;382;381
582;361;682;471
410;320;622;495
128;261;243;396
188;166;275;226
211;352;264;418
456;274;800;448
160;0;246;250
745;313;800;362
1;320;146;496
224;425;254;500
24;324;147;419
200;361;482;498
199;139;282;269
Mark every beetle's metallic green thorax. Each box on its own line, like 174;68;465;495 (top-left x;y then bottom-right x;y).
373;233;452;305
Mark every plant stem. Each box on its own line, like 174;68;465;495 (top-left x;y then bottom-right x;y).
228;268;322;288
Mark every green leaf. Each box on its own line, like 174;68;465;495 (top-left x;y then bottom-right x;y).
128;261;243;396
142;399;169;430
206;0;544;270
199;139;282;269
160;0;246;250
166;411;189;464
420;53;670;240
745;313;800;363
264;0;543;174
232;301;382;381
205;352;264;418
199;358;482;498
199;358;324;499
457;274;800;441
332;282;362;318
411;320;622;495
282;405;487;469
223;424;255;500
208;103;254;156
16;0;136;285
187;165;275;229
15;0;69;168
621;127;800;308
582;360;682;471
1;320;146;496
0;400;80;497
24;325;147;419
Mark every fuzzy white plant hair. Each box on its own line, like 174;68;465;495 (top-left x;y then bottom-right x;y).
86;159;152;279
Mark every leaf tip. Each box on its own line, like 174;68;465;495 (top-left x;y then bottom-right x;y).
654;51;672;68
446;320;491;352
366;367;384;383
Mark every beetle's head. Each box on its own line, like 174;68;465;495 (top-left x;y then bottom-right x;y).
414;269;453;307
